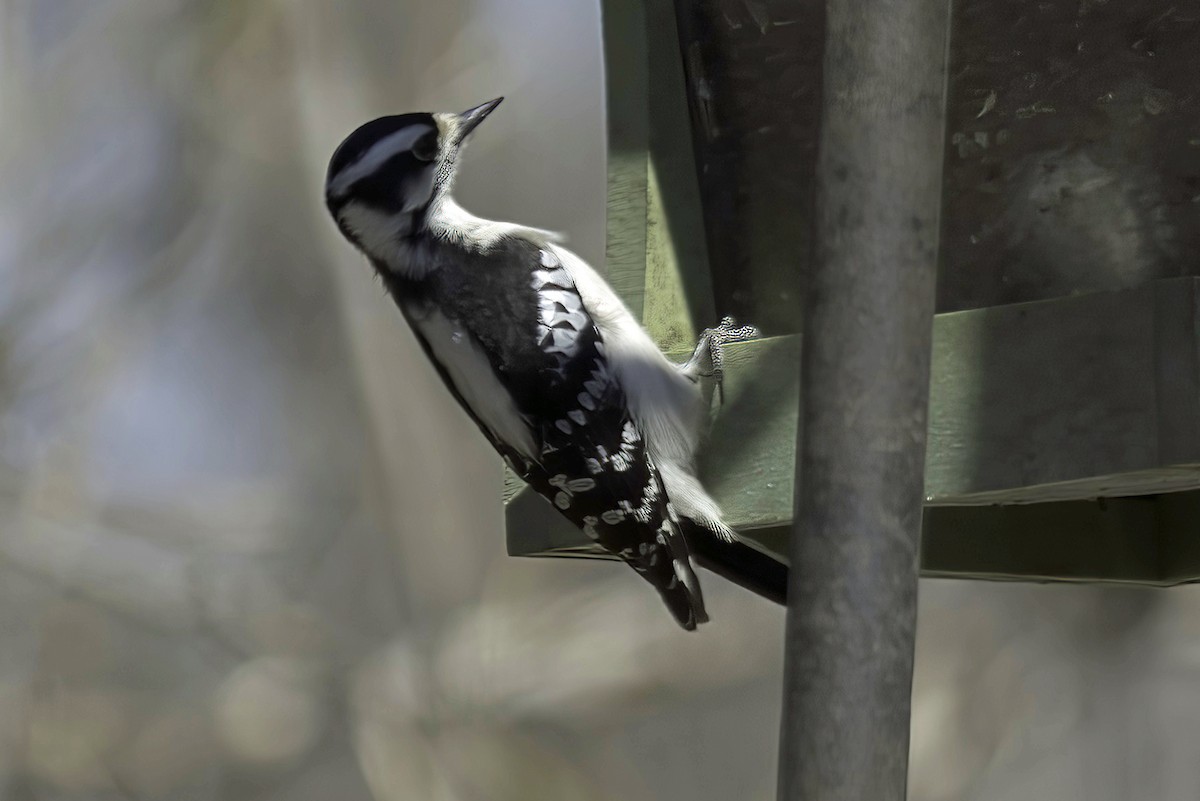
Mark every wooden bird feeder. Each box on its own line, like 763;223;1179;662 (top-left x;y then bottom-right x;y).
505;0;1200;588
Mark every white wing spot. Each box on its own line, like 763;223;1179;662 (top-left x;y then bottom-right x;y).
554;492;571;509
531;267;570;288
543;328;579;356
560;310;590;330
540;288;578;309
567;409;587;425
577;392;596;411
555;419;573;434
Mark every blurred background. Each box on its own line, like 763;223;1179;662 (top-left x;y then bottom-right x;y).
2;1;1199;799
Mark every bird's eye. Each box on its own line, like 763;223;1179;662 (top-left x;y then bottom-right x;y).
412;132;438;162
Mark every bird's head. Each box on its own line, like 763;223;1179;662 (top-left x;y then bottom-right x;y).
324;98;502;257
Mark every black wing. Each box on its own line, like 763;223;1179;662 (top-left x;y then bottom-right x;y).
389;240;708;629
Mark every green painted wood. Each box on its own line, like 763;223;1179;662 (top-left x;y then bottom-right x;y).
928;282;1156;504
920;501;1162;584
602;0;651;318
642;163;698;352
641;0;715;350
508;278;1200;584
509;0;1200;586
694;336;798;531
1153;492;1200;584
600;0;716;349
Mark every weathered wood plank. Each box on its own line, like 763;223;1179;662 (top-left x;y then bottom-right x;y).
642;161;697;351
695;335;798;530
602;0;650;317
928;283;1158;503
920;501;1162;584
671;0;821;337
507;278;1200;583
641;0;715;350
601;0;717;350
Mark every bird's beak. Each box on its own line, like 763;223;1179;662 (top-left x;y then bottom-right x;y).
456;97;503;141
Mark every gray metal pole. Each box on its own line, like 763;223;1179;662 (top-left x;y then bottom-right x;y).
777;1;950;799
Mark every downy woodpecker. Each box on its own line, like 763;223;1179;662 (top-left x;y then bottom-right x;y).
324;98;786;629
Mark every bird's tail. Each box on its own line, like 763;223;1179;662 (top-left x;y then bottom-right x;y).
657;556;709;631
633;519;709;630
681;520;788;606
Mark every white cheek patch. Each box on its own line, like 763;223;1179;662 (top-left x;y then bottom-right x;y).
339;202;406;258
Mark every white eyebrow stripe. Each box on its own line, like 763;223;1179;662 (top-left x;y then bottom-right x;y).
328;125;431;196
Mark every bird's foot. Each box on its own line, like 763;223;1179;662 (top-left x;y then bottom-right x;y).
679;316;760;403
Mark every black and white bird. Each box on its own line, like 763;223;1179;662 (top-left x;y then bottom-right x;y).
324;98;786;629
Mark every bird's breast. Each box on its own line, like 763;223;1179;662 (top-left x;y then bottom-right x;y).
404;304;537;459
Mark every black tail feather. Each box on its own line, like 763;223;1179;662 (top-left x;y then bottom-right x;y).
635;545;708;630
653;520;709;630
682;521;788;606
656;581;705;630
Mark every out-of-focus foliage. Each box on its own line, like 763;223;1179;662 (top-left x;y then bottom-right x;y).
0;2;783;799
2;2;1200;800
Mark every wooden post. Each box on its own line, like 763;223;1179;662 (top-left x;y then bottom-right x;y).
778;0;950;799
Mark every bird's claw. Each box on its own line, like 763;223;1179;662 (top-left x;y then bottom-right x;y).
681;316;760;404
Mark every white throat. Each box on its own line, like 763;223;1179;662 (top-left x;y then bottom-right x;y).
338;193;564;280
426;197;563;253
